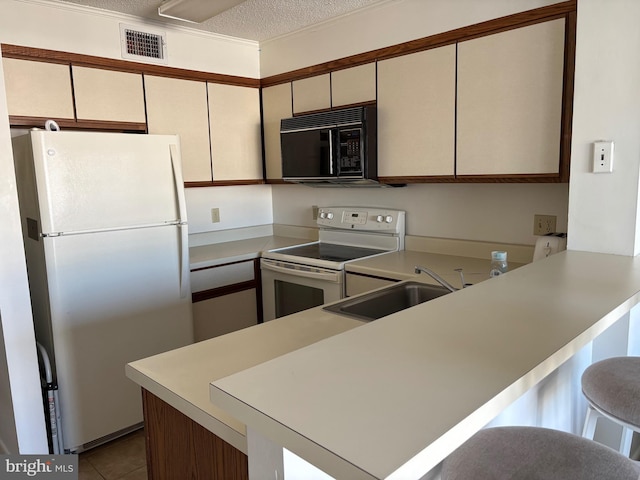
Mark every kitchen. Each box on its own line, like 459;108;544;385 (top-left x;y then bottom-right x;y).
0;0;639;475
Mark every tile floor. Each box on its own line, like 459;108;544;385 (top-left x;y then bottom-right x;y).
78;429;147;480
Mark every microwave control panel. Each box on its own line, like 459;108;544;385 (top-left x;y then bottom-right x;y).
317;207;406;234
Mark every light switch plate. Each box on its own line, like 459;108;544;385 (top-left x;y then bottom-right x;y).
211;208;220;223
593;141;614;173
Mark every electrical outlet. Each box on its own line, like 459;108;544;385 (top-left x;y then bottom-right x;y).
211;208;220;223
312;205;319;220
533;214;557;235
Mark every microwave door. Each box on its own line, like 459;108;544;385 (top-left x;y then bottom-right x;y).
281;128;336;179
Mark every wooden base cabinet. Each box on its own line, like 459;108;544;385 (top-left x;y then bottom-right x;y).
142;389;248;480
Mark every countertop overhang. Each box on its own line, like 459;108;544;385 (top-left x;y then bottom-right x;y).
209;251;640;479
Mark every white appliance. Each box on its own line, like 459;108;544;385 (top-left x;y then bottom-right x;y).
261;207;405;321
12;130;193;453
533;233;567;261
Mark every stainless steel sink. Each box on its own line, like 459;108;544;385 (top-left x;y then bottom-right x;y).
323;281;451;321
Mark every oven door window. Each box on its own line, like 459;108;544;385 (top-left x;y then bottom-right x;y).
274;279;324;318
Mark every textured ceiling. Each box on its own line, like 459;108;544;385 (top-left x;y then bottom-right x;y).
53;0;390;42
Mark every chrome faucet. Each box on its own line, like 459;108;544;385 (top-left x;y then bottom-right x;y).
414;265;458;292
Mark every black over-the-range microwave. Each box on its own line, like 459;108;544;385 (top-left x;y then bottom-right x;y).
280;106;378;186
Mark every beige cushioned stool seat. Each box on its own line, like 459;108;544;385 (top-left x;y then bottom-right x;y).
441;426;640;480
582;356;640;428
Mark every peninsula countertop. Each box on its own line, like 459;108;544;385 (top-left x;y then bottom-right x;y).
125;310;363;454
210;251;640;479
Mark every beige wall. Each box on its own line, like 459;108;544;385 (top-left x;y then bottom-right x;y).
568;0;640;256
272;183;569;247
0;0;260;77
260;0;559;77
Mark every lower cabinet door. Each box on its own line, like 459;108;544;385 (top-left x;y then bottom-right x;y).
192;289;258;341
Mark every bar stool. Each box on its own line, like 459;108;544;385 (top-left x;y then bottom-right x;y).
441;426;640;480
581;356;640;455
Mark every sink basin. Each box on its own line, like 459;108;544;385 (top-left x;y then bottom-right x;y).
323;281;451;321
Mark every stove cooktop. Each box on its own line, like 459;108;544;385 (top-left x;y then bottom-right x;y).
274;242;388;263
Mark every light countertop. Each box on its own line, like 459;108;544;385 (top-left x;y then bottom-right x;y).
125;310;363;454
346;250;524;286
209;251;640;479
130;245;509;459
189;235;312;270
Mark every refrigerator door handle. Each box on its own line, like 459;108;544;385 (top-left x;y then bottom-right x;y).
169;144;187;223
178;223;189;298
169;144;189;298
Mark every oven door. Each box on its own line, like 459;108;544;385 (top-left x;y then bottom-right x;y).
261;258;344;322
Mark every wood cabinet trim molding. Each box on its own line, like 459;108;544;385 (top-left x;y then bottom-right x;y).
1;43;260;88
260;0;576;87
346;271;401;283
192;279;256;303
185;179;265;188
380;175;565;184
8;115;147;132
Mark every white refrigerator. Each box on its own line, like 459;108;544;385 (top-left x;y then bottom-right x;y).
12;130;194;453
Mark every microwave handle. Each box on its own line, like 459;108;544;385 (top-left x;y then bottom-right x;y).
328;129;335;175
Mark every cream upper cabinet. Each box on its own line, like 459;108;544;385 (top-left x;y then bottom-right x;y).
456;19;565;176
144;75;211;182
331;63;376;107
292;74;330;114
262;83;292;180
73;66;145;123
3;58;74;119
208;83;262;181
377;45;456;177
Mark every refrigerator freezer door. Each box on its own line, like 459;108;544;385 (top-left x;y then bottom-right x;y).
41;225;193;451
29;131;185;235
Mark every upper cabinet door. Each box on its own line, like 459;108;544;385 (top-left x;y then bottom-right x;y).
73;66;145;123
3;58;74;119
144;75;211;183
377;45;456;177
457;19;565;176
331;63;376;107
262;83;292;180
208;83;262;181
292;74;330;114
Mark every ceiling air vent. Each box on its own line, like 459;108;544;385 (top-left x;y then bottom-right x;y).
119;24;168;64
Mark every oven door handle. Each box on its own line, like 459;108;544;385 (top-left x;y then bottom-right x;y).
261;261;341;283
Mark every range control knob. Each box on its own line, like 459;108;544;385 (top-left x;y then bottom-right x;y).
385;215;394;223
319;212;326;219
376;215;384;223
327;212;334;220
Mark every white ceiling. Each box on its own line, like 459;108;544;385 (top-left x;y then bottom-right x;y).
53;0;391;42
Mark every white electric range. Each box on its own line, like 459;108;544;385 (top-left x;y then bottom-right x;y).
261;206;405;321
